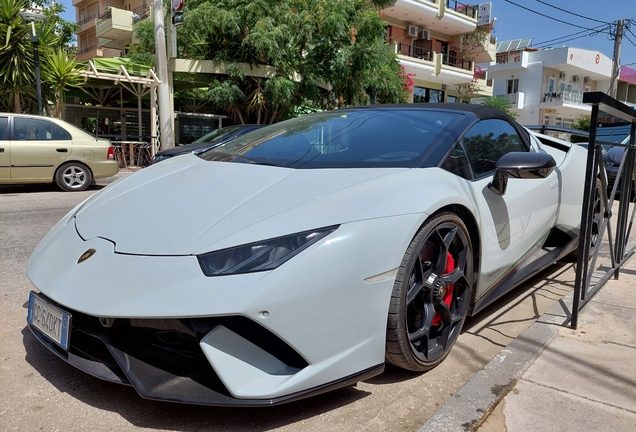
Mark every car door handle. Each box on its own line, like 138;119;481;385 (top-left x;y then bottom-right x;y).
56;148;68;153
0;148;4;153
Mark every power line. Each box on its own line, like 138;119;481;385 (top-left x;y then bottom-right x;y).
531;0;611;25
533;33;608;49
502;0;612;33
532;25;609;47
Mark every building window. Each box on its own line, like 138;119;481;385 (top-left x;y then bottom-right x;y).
506;79;519;94
413;86;445;103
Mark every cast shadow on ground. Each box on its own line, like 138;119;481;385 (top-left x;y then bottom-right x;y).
22;327;371;432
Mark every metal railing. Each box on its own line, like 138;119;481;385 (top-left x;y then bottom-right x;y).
572;91;636;328
132;5;151;21
446;0;478;18
77;14;96;26
443;55;472;71
396;43;433;61
542;89;584;105
96;8;112;26
78;44;98;55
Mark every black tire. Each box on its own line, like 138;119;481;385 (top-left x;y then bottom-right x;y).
386;212;474;372
55;162;93;192
572;178;603;260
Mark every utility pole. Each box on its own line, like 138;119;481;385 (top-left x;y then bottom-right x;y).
609;19;624;99
154;0;175;149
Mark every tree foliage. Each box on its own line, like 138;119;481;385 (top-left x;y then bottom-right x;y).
0;0;81;113
129;0;407;123
481;96;518;118
570;116;590;143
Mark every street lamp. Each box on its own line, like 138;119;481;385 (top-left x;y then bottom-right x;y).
18;11;47;116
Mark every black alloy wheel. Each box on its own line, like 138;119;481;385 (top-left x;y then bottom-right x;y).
386;212;473;372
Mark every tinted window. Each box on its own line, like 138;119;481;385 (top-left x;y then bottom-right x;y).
14;118;71;141
0;117;7;140
200;110;463;169
193;126;243;143
441;144;473;179
463;119;526;178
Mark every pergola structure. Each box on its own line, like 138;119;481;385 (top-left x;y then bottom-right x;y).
78;58;162;154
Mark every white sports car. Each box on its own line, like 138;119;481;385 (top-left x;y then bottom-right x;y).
26;104;589;406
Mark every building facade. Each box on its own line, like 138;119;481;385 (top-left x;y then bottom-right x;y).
381;0;496;102
74;0;150;61
485;43;613;126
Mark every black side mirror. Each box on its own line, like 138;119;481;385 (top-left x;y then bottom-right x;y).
488;152;557;196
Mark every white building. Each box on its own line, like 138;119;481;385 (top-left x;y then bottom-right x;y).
485;41;612;126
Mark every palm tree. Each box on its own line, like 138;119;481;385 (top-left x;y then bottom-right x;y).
43;48;84;117
0;0;35;112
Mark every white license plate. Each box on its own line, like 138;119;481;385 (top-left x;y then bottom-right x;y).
27;292;71;350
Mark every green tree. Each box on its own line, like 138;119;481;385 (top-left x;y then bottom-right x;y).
43;48;84;117
481;96;518;119
571;117;590;143
0;0;79;113
129;0;406;123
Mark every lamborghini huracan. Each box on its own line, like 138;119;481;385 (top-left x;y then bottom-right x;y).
26;104;589;406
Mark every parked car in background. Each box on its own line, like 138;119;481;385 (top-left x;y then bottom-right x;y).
0;113;119;191
27;104;591;406
601;135;633;193
152;124;265;164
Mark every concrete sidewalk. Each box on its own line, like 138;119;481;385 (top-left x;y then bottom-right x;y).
421;254;636;432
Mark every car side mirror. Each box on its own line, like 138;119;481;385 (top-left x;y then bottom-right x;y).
488;152;557;196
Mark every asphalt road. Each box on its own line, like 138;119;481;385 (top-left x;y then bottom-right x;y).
0;172;582;432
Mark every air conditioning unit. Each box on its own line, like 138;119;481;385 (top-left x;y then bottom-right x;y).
559;72;566;79
572;75;580;83
407;25;419;38
420;29;430;40
583;76;591;84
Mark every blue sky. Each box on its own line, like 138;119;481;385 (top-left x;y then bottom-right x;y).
57;0;635;66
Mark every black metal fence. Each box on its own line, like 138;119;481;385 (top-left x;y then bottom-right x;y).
572;91;636;328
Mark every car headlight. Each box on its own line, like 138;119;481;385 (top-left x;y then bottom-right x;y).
197;226;339;276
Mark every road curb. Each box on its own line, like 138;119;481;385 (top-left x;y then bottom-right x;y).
418;290;574;432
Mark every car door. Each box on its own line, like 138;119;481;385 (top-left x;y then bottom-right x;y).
448;118;560;300
0;116;9;179
10;117;72;180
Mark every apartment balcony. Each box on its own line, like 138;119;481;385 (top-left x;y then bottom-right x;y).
392;42;474;85
505;92;524;109
96;8;134;50
467;35;496;64
541;89;584;106
77;14;96;33
474;71;494;97
384;0;477;36
76;45;104;62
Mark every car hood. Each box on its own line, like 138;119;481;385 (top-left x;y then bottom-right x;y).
74;154;409;255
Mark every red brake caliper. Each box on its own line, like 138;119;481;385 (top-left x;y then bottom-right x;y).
431;252;455;326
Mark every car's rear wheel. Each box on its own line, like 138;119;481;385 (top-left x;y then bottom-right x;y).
386;212;473;372
55;162;93;192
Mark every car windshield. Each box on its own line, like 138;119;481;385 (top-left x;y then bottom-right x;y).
198;109;462;168
193;126;243;144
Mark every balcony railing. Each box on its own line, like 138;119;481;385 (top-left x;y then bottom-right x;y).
443;54;472;72
96;9;112;26
78;14;96;26
446;0;478;18
132;5;151;21
543;89;584;105
396;43;473;72
78;44;98;55
397;42;433;61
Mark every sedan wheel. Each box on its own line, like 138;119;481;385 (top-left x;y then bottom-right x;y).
386;212;473;372
55;162;93;192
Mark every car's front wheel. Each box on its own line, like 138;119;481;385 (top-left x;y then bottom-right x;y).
386;212;473;372
55;162;93;192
